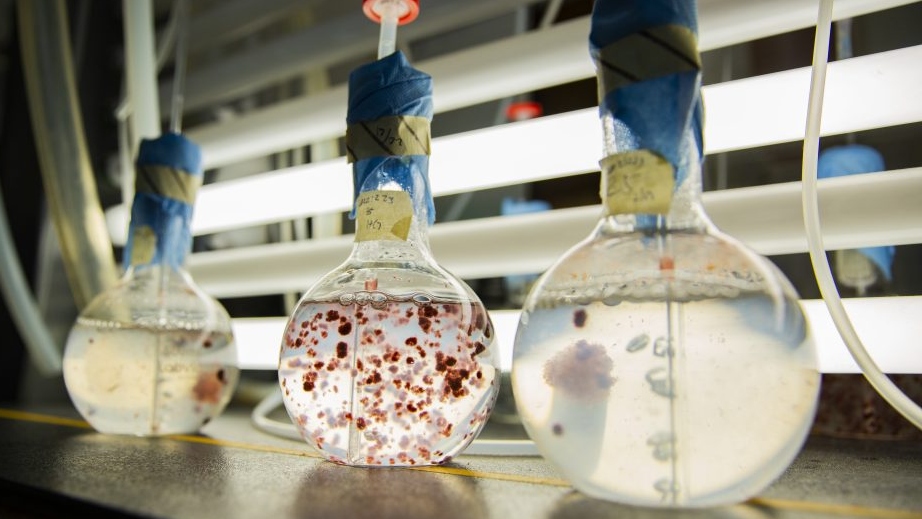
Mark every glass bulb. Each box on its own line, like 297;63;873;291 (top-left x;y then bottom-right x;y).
63;133;239;436
511;1;820;507
278;52;499;467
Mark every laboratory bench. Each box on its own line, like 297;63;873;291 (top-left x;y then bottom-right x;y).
0;404;920;519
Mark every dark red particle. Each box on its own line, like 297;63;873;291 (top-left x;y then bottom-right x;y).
573;309;588;328
357;359;364;371
459;369;469;379
295;338;303;347
203;339;213;348
484;323;493;339
407;403;417;412
472;342;486;357
314;361;324;369
388;365;399;374
476;370;483;379
336;342;348;358
416;346;426;358
445;373;464;397
302;372;316;391
356;418;367;430
418;316;432;333
406;337;417;346
445;356;457;367
552;423;564;436
473;309;486;331
345;412;353;421
421;305;438;318
394;402;402;409
374;329;382;336
339;322;352;335
371;371;382;384
302;321;310;329
217;369;226;383
326;310;339;322
406;357;415;365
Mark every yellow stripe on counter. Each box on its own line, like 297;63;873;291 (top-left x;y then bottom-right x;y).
0;408;93;429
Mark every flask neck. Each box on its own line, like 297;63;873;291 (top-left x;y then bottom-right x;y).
123;192;195;271
350;156;435;262
598;110;710;234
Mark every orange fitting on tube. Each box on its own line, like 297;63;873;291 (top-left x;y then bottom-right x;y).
363;0;420;25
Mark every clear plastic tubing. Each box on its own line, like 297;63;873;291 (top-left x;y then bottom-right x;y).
801;0;922;429
376;0;400;59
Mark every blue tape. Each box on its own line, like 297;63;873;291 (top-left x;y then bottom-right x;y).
124;132;202;270
590;0;702;188
346;51;435;225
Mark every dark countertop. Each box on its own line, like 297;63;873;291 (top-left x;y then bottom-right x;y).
0;405;920;519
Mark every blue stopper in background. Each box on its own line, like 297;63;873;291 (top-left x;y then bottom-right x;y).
346;51;435;225
818;144;895;280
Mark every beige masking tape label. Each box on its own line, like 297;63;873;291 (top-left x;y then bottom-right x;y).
597;23;700;96
346;116;431;163
602;150;674;215
355;190;413;242
135;165;202;204
130;225;157;265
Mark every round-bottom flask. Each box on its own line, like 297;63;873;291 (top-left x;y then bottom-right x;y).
278;51;499;466
511;1;820;506
63;133;239;436
512;222;820;506
64;267;239;436
279;247;499;466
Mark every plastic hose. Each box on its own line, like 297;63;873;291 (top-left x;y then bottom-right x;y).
0;183;62;376
802;0;922;429
377;0;400;58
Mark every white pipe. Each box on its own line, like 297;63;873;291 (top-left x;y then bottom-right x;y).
801;0;922;428
122;0;161;146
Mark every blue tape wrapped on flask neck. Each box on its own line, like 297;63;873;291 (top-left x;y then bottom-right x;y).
123;132;203;270
346;51;435;226
590;0;703;188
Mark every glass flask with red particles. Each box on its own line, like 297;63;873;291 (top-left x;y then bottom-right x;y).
278;51;500;467
63;133;239;436
511;0;820;508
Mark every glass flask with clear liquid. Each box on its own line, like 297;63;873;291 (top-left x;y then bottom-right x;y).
511;0;820;508
278;51;500;467
63;133;239;436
